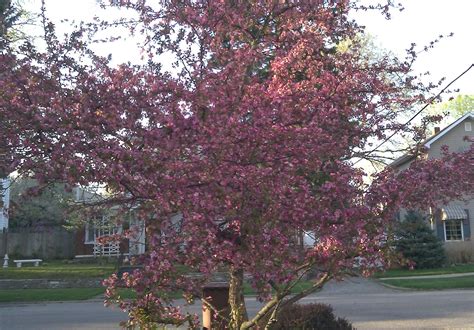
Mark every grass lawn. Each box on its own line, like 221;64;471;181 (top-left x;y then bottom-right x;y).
0;261;115;280
373;264;474;278
381;275;474;290
0;260;315;303
0;280;316;303
0;288;105;303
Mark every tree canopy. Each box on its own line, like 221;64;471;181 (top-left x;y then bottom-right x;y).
431;94;474;118
1;1;473;328
8;178;72;228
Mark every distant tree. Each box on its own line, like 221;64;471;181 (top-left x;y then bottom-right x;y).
0;0;15;36
442;95;474;117
9;178;73;228
0;0;31;185
430;94;474;119
0;0;29;45
0;0;15;179
394;211;446;269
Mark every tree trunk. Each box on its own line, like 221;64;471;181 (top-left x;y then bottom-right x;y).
229;267;248;329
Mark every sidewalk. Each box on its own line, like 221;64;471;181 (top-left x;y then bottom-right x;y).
378;272;474;280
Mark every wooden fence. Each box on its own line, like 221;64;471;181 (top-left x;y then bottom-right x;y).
0;226;76;259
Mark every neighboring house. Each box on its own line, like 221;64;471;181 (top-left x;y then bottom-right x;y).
1;181;145;259
391;112;474;262
75;212;146;258
74;188;146;257
0;178;10;230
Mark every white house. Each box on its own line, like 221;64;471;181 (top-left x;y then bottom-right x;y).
75;188;146;257
0;178;10;230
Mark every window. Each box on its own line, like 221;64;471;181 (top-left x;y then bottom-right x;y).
84;215;121;244
303;230;316;247
85;215;103;244
84;223;96;244
465;122;472;132
444;220;463;241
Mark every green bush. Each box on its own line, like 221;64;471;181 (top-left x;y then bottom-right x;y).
394;211;446;269
270;303;354;330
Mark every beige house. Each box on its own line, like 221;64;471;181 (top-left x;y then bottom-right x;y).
391;112;473;262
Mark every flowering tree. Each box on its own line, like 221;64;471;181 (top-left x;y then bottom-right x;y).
1;1;473;328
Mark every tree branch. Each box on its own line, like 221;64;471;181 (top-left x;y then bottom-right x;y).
279;272;331;309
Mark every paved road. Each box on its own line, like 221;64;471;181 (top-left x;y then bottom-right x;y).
307;277;474;329
1;278;473;329
0;301;127;330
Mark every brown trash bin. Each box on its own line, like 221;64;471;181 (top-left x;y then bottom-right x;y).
202;281;230;330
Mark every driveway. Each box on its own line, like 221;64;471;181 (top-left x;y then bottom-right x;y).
1;278;473;329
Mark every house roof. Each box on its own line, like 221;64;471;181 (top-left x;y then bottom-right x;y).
389;153;417;168
441;205;468;220
390;111;474;168
424;112;474;148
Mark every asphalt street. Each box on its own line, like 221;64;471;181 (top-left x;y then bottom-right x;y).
1;278;473;329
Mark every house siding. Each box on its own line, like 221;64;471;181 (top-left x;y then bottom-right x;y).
428;117;473;157
74;228;94;256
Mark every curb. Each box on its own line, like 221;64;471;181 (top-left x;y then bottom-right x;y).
378;272;474;281
375;280;421;291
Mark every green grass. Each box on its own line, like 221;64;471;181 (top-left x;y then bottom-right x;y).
373;264;474;278
0;288;105;303
117;288;137;299
0;261;315;303
381;275;474;290
242;280;314;296
0;261;115;280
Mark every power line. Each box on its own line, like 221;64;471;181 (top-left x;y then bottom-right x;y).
353;63;474;165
